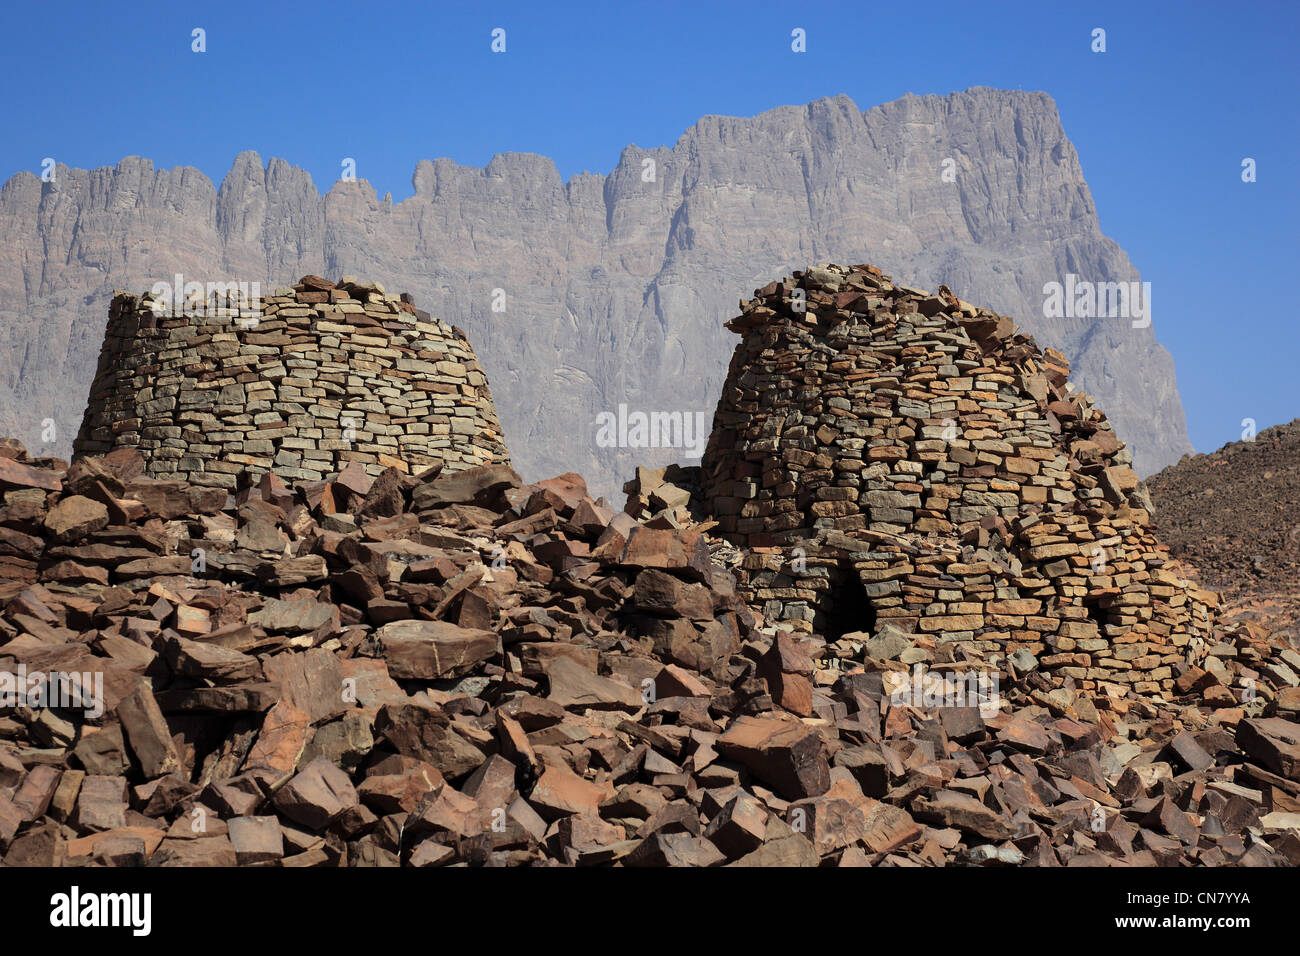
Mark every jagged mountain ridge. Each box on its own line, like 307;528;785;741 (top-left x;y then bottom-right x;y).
0;87;1192;497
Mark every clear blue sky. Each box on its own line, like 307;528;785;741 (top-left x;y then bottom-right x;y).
3;0;1296;458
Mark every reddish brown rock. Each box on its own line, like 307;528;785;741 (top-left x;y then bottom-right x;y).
227;816;284;865
117;681;181;778
272;757;359;831
545;656;643;711
244;700;313;777
368;620;498;680
374;703;485;779
911;790;1017;841
42;495;108;542
529;762;609;820
1238;718;1300;780
716;715;831;800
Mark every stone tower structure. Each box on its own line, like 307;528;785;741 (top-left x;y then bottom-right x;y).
73;276;510;488
699;264;1216;700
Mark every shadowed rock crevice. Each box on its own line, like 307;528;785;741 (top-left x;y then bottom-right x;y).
821;565;877;642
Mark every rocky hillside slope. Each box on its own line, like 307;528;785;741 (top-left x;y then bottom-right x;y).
1147;419;1300;615
0;89;1191;497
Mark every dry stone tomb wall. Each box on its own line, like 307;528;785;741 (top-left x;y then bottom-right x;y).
73;276;511;489
697;263;1218;701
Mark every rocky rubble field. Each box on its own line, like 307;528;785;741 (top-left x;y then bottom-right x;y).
1;441;1299;866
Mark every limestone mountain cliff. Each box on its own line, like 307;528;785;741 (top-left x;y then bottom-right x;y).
0;88;1191;497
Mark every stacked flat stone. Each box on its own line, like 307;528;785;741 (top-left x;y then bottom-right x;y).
699;263;1218;703
73;276;510;489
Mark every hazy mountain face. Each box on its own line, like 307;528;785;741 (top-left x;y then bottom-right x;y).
0;88;1191;498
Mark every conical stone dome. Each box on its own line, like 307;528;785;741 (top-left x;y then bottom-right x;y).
699;263;1216;701
73;275;510;488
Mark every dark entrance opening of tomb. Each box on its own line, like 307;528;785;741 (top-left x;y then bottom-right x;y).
1084;597;1114;635
823;567;877;640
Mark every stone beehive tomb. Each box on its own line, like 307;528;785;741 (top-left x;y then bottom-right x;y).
73;276;510;488
698;263;1218;700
